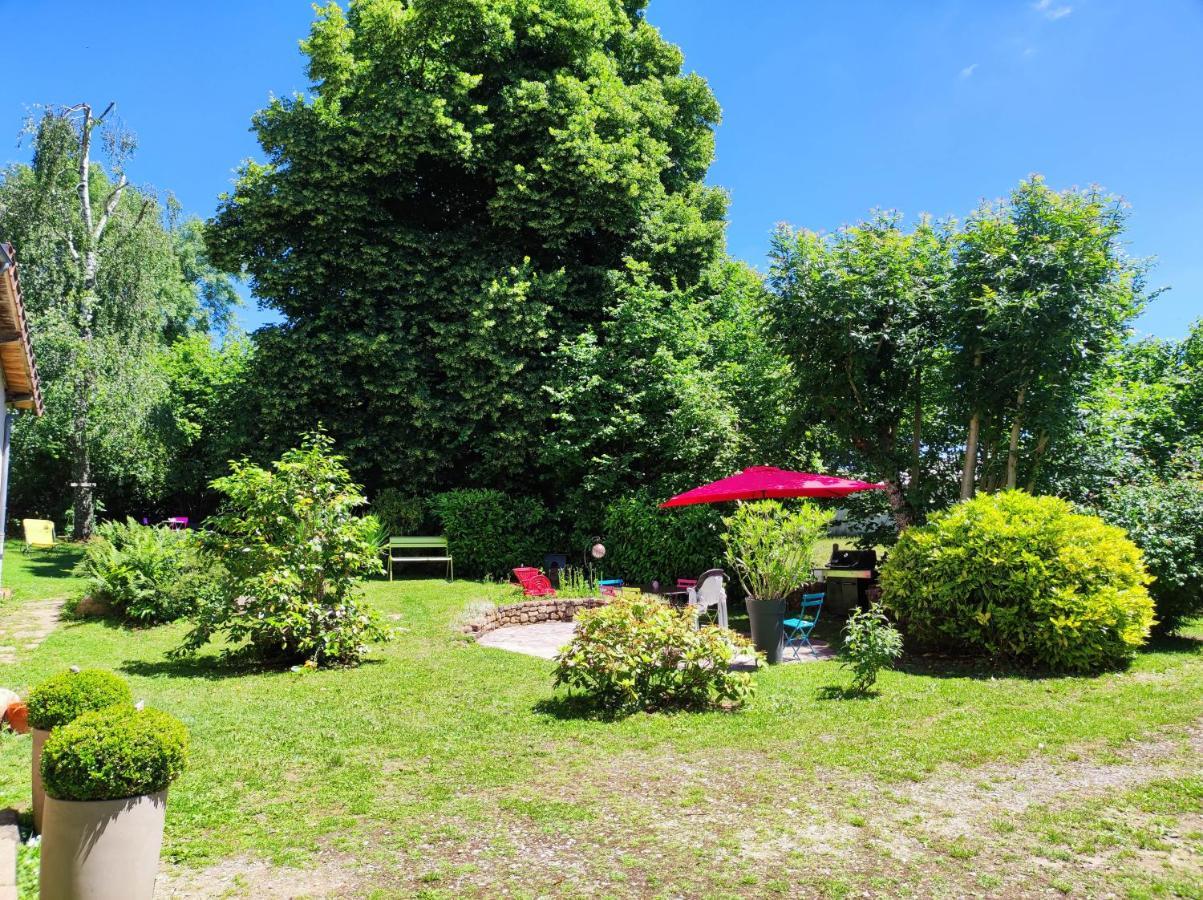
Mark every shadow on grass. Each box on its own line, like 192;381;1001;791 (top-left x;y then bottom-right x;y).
1144;630;1203;655
892;653;1064;682
890;630;1202;681
533;694;617;722
533;693;738;722
16;547;83;580
815;684;879;701
120;654;276;681
120;653;384;681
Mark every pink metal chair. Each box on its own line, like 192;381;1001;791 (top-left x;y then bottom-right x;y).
164;516;189;530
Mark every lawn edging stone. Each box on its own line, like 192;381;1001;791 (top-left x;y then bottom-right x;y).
461;597;609;638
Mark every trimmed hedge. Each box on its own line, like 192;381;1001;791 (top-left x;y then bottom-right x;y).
41;706;188;801
431;489;548;579
25;670;133;731
370;488;427;536
880;491;1154;673
1096;479;1203;633
602;493;724;585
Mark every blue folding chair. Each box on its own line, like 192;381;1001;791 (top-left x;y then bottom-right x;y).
784;592;824;659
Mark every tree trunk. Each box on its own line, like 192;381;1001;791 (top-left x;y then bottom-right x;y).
959;350;983;500
1005;385;1026;490
979;419;998;493
70;377;94;540
1024;431;1050;493
910;367;922;494
960;412;980;500
73;107;97;539
883;479;915;532
65;102;120;540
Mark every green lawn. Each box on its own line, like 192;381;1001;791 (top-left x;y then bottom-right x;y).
2;550;1201;897
1;539;83;603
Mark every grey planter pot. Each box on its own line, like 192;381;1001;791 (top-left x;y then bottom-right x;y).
39;790;167;900
746;597;786;664
31;727;48;834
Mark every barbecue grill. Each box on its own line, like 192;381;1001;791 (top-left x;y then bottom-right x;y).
813;545;879;614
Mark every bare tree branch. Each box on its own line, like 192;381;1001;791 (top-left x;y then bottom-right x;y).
92;173;128;243
103;198;153;256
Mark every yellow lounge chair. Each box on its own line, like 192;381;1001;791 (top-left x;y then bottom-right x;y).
22;519;56;552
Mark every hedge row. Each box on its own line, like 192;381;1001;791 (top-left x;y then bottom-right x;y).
370;488;725;583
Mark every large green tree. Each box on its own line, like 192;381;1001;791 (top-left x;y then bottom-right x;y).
207;0;728;502
949;177;1147;498
0;105;235;532
766;212;951;528
1042;319;1203;502
156;333;255;518
767;179;1151;536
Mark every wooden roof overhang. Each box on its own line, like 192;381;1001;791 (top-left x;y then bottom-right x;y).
0;243;43;415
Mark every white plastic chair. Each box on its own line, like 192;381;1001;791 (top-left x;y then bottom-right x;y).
687;568;729;630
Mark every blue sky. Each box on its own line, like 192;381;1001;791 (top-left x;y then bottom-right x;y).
1;0;1200;337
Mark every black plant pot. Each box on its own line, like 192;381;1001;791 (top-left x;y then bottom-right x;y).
746;597;785;664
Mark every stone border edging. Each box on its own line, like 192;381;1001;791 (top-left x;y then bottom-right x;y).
461;596;609;637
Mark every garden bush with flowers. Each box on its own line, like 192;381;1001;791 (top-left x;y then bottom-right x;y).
174;432;388;667
553;594;758;716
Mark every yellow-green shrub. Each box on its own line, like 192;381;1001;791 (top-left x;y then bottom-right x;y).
880;491;1154;673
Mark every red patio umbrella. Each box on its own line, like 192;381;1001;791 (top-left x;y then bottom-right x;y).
659;466;885;508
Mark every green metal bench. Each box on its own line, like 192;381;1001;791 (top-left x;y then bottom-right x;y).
387;536;453;582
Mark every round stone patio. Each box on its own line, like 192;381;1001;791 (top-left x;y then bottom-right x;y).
475;620;835;665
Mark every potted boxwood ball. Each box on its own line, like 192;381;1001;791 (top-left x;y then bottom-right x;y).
25;669;132;833
723;500;831;664
39;706;188;900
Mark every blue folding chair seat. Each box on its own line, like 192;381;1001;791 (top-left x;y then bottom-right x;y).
783;592;824;659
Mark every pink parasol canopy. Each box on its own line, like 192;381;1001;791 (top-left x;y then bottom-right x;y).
660;466;886;508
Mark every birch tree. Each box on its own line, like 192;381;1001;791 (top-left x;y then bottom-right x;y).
0;104;235;533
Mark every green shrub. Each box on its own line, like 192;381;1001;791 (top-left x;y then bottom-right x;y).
880;491;1154;673
76;518;217;623
177;432;388;667
41;706;188;801
360;513;389;556
25;670;133;731
723;499;832;600
554;595;758;715
431;489;547;579
1096;479;1203;632
370;488;427;536
602;492;725;585
840;604;903;694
